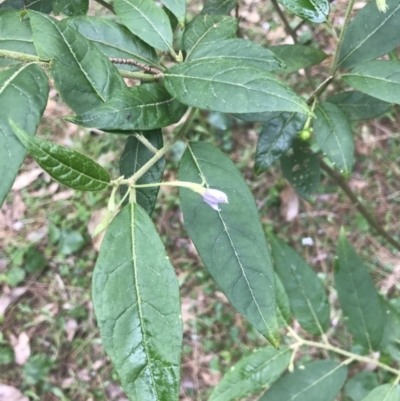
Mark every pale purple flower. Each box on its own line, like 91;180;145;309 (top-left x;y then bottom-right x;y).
202;189;228;211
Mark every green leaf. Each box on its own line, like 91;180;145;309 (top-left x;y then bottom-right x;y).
23;355;53;385
93;202;182;401
183;15;237;59
361;385;400;401
345;372;380;401
53;0;89;16
0;0;52;13
24;248;47;274
277;0;329;23
179;142;279;346
255;113;306;174
380;301;400;362
275;273;292;327
188;38;284;71
58;229;86;255
327;91;391;121
160;0;185;28
0;63;48;206
119;131;165;214
202;0;237;15
268;234;330;335
259;360;347;401
114;0;173;52
29;11;126;114
65;16;159;72
233;111;280;123
269;44;327;74
280;139;320;201
209;347;291;401
68;84;187;131
335;228;386;350
338;0;400;69
10;120;110;191
314;101;354;175
342;60;400;105
164;59;311;115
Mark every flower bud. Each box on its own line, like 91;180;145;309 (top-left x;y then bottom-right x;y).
376;0;388;12
202;189;228;211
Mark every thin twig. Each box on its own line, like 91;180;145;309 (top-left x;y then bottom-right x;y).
270;0;298;43
109;58;163;75
92;0;115;13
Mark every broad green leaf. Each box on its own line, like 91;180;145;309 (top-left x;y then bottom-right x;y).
345;372;380;401
58;228;86;255
277;0;329;23
189;38;284;71
29;11;125;114
164;59;311;115
202;0;236;15
268;234;330;335
160;0;185;28
0;63;48;206
68;84;187;131
335;228;386;350
65;16;159;72
314;101;354;175
255;113;306;174
338;0;400;69
119;131;165;214
10;121;110;191
342;60;400;105
361;384;400;401
183;15;237;59
0;0;52;13
209;347;291;401
93;202;182;401
275;273;291;327
53;0;89;16
280;139;320;200
269;44;327;74
380;301;400;362
179;142;279;346
233;111;280;123
327;91;391;120
114;0;173;52
259;360;347;401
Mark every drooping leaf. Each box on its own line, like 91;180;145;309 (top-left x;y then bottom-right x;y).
277;0;329;23
53;0;89;16
119;131;165;214
164;59;311;115
209;347;291;401
92;202;182;401
66;16;159;72
269;44;327;74
68;84;187;131
268;234;330;335
338;0;400;69
345;371;380;401
275;273;291;327
202;0;237;15
114;0;173;52
335;228;386;351
360;384;400;401
179;142;279;346
29;11;125;114
160;0;185;28
342;60;400;105
314;101;354;175
259;360;347;401
327;91;391;120
233;111;281;123
280;139;320;201
188;38;284;71
380;301;400;362
0;0;52;13
183;14;237;59
255;113;306;174
10;121;110;191
0;63;48;206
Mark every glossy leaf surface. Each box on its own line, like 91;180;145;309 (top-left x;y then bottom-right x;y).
339;0;400;69
164;59;311;115
259;360;347;401
342;61;400;105
361;385;400;401
66;16;159;71
29;11;125;114
209;347;291;401
255;113;306;174
53;0;89;16
276;0;329;23
0;63;48;206
202;0;236;15
179;142;279;346
68;84;187;131
269;234;330;335
327;91;391;120
114;0;173;52
10;121;110;191
314;102;354;175
275;274;291;327
335;229;386;350
119;131;165;214
0;0;52;12
93;202;182;401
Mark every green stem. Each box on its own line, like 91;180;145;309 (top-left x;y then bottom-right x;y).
128;180;205;191
117;69;162;81
134;134;158;154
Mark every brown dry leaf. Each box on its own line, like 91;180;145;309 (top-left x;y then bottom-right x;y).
52;189;75;201
280;186;299;221
0;385;29;401
87;208;109;251
9;332;30;365
0;287;27;316
12;168;43;191
65;318;78;342
241;11;260;23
